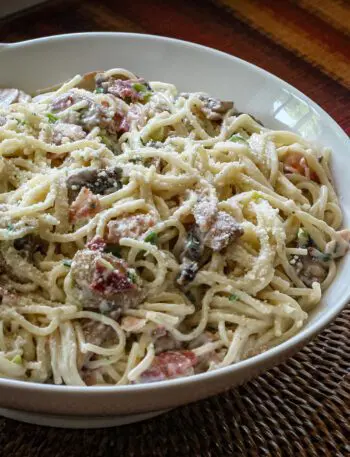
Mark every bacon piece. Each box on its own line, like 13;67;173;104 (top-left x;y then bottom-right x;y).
86;236;106;252
139;351;197;383
105;79;150;103
90;260;135;296
71;249;145;318
193;197;243;252
202;211;243;251
69;187;101;223
106;212;156;244
111;111;129;134
193;197;217;232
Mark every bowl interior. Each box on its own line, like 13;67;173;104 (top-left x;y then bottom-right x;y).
0;32;349;371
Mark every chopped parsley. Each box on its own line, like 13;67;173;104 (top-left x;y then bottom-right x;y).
142;92;152;102
11;355;22;364
132;83;152;102
144;231;158;245
297;228;310;248
63;260;72;267
251;191;262;202
95;87;105;94
7;223;14;232
229;294;239;302
133;82;148;93
46;113;59;123
229;134;248;145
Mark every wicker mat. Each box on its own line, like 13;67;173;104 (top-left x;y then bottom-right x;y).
0;1;349;455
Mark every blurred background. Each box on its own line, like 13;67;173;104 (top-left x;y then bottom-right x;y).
0;0;349;136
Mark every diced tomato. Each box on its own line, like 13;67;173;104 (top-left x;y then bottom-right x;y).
140;350;197;383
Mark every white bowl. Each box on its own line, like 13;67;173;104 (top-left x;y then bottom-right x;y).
0;33;349;428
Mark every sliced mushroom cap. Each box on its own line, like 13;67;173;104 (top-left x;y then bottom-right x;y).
66;167;123;202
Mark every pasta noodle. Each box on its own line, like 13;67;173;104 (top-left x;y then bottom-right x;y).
0;68;348;386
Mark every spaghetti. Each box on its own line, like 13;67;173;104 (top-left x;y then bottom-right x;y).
0;69;348;386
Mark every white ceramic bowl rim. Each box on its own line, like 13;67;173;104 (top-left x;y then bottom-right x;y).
0;32;349;395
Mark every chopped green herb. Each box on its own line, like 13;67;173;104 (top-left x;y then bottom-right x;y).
144;231;158;245
132;83;148;93
297;228;310;248
46;113;59;123
105;245;121;258
251;191;262;202
229;294;239;302
95;87;104;94
16;119;26;126
11;355;22;364
229;134;248;145
127;270;137;283
63;260;72;267
7;223;14;232
142;92;152;102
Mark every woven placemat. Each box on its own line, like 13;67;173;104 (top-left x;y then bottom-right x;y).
0;1;349;455
0;306;349;456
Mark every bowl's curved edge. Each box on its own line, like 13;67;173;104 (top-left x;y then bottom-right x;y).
0;407;169;428
0;32;349;416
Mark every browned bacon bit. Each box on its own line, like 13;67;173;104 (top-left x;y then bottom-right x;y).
106;79;151;103
203;211;243;252
69;187;101;223
193;198;243;252
106;212;156;244
86;236;106;252
71;249;145;318
90;260;135;296
283;151;319;182
139;351;197;383
111;111;130;134
193;197;217;232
